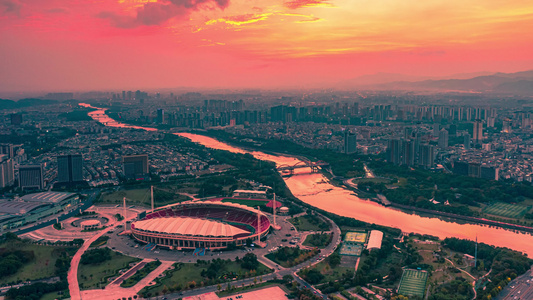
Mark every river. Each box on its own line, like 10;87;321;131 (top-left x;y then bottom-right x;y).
82;103;533;256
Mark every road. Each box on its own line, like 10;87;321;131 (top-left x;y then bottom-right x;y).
82;209;342;300
497;267;533;300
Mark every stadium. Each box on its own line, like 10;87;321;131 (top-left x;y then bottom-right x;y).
131;201;271;250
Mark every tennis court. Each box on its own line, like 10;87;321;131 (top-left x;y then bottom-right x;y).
340;243;363;256
397;269;428;298
483;202;531;218
345;231;367;243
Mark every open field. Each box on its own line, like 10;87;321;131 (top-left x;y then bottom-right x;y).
345;232;367;243
77;250;141;290
0;242;77;285
289;215;330;231
140;261;271;296
302;260;352;284
483;202;531;218
97;187;190;207
397;269;428;298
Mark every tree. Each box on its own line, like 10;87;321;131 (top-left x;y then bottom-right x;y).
305;269;324;284
241;253;259;270
283;274;294;284
328;253;341;268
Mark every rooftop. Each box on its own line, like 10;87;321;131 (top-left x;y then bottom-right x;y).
0;200;51;215
20;192;76;203
133;217;250;237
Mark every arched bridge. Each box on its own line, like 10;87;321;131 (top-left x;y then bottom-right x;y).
276;160;329;176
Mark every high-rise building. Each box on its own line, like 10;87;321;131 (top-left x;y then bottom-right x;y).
438;129;449;148
57;154;83;183
464;133;471;150
157;109;165;124
344;131;357;154
453;161;469;176
123;155;149;179
19;164;44;190
480;165;499;181
448;124;457;136
402;140;415;166
473;120;483;144
0;155;15;188
432;124;440;137
0;144;14;158
418;144;435;169
386;139;402;165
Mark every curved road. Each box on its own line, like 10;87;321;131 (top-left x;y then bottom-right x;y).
67;214;138;300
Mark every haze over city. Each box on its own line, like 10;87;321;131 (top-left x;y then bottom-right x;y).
2;1;533;300
2;0;533;93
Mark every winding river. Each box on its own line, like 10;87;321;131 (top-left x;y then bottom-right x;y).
82;103;533;257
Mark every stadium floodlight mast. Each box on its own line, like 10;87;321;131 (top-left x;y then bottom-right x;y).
151;185;154;213
257;206;261;242
123;197;127;226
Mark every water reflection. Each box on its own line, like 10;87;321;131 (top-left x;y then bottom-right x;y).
81;104;533;256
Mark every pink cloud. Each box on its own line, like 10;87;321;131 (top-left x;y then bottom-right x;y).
98;0;230;28
284;0;331;9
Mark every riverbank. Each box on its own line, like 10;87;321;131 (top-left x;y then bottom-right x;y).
189;129;533;235
83;104;533;257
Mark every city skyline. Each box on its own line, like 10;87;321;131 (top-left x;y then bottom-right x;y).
1;0;533;93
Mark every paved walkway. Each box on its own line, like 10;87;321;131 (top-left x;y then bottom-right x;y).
79;260;173;300
68;212;139;300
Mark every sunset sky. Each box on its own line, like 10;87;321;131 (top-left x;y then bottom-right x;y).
1;0;533;92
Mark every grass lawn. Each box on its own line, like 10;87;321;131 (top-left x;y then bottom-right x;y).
309;260;352;284
141;261;272;296
98;187;191;207
0;241;77;285
77;250;141;290
289;215;330;231
121;260;162;287
483;202;531;218
303;233;333;249
41;290;69;300
222;198;269;208
352;178;391;185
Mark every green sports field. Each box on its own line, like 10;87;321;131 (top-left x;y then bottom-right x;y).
397;269;428;298
483;202;531;218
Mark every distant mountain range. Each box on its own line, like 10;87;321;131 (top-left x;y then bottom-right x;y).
337;70;533;94
0;98;58;110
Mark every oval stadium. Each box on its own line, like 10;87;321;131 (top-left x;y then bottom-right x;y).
131;201;271;250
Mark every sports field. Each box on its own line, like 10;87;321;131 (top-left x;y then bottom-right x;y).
345;231;367;243
483;202;531;218
340;243;363;256
397;269;428;298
